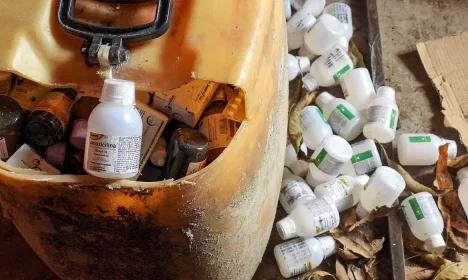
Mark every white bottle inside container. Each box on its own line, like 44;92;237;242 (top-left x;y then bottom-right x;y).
457;167;468;217
291;0;304;11
315;174;369;212
323;3;353;41
397;133;457;166
285;143;309;178
277;197;340;240
288;54;311;81
341;139;383;176
302;46;354;90
363;86;399;143
280;168;316;214
303;14;344;57
299;106;332;150
84;79;143;179
306;135;352;187
274;236;337;278
302;0;326;16
298;45;315;60
315;91;363;141
401;192;446;253
356;166;405;218
287;9;317;33
288;31;304;51
339;68;376;114
284;0;292;19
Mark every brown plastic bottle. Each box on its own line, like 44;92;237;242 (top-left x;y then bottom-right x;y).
0;96;25;159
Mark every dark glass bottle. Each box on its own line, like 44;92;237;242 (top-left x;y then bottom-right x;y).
0;96;25;159
164;128;209;180
24;88;77;147
71;96;100;120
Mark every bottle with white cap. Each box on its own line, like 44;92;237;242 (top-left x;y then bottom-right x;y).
274;235;337;278
340;139;383;176
84;79;143;179
276;197;340;240
401;192;446;253
356;166;405;218
280;168;316;214
288;54;311;81
457;167;468;217
303;14;344;57
314;174;369;212
339;68;376;115
299;105;332;151
323;3;353;41
315;91;363;141
302;46;354;90
363;86;399;143
306;135;353;187
397;133;457;166
284;0;292;20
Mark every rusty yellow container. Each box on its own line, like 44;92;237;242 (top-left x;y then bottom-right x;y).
0;0;287;279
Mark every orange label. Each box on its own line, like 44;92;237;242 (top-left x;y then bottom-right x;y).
35;92;73;130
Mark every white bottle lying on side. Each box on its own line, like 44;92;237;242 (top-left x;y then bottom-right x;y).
457;167;468;217
397;133;457;166
299;105;332;151
280;168;316;214
340;139;383;176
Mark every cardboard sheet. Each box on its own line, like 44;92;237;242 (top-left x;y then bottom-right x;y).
417;32;468;147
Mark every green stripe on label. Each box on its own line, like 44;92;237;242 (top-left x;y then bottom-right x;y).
409;136;431;143
389;109;397;129
316;107;328;124
351;150;373;164
336;104;355;120
409;198;425;220
333;64;351;81
314;149;328;168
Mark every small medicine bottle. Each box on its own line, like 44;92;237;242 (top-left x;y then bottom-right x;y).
339;68;376;114
0;96;25;159
323;2;353;41
299;106;332;151
340;139;383;176
303;14;344;56
288;54;311;81
25;88;77;147
397;133;457;166
71;96;100;120
280;168;316;214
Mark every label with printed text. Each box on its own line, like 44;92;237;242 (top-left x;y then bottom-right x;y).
35;92;74;130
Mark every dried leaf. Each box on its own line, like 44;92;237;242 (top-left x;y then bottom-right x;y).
434;144;454;190
336;258;350;280
347;263;371;280
420;252;451;268
364;258;378;279
343;208;358;228
288;89;318;153
307;270;336;280
331;228;385;259
347;206;398;232
434;261;468;280
348;40;365;68
339;248;362;261
406;266;436;280
438;192;468;233
446;219;468;252
447;154;468;169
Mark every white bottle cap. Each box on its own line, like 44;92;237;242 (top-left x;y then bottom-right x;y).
357;174;370;186
315;91;335;110
297;56;311;73
425;234;446;253
440;139;457;159
302;73;319;92
276;217;298;240
69;119;88;150
100;79;136;105
457;167;468;180
306;167;327;187
317;236;337;258
377;86;396;100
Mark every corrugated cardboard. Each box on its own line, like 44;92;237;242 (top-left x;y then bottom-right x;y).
417;31;468;148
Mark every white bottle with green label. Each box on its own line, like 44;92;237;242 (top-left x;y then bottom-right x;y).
302;46;354;90
314;174;369;212
274;236;337;278
339;68;376;114
280;168;316;214
303;14;344;57
306;135;353;187
457;167;468;217
300;106;332;150
397;133;457;166
341;139;383;176
315;91;363;141
401;192;446;253
363;86;399;143
276;197;340;240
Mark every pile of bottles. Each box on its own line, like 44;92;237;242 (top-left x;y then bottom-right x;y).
276;0;465;278
0;73;240;181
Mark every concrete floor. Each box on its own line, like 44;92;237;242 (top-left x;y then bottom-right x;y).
2;1;468;279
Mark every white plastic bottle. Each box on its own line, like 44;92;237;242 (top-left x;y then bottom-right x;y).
303;14;344;57
401;192;446;253
302;0;326;17
287;9;317;33
314;174;369;212
277;197;340;240
285;143;309;178
288;54;311;81
299;106;332;150
339;68;376;114
84;79;143;179
356;166;405;218
341;139;383;176
457;167;468;217
280;168;316;214
397;133;457;166
284;0;292;19
302;46;354;90
323;3;353;41
315;91;363;141
363;86;399;143
306;135;352;187
274;236;337;278
288;31;304;51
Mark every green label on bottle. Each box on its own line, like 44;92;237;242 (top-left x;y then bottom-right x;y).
351;150;373;164
409;198;425;220
336;104;355;120
333;64;351;81
314;149;328;168
389;109;397;129
409;136;431;143
316;107;328;124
